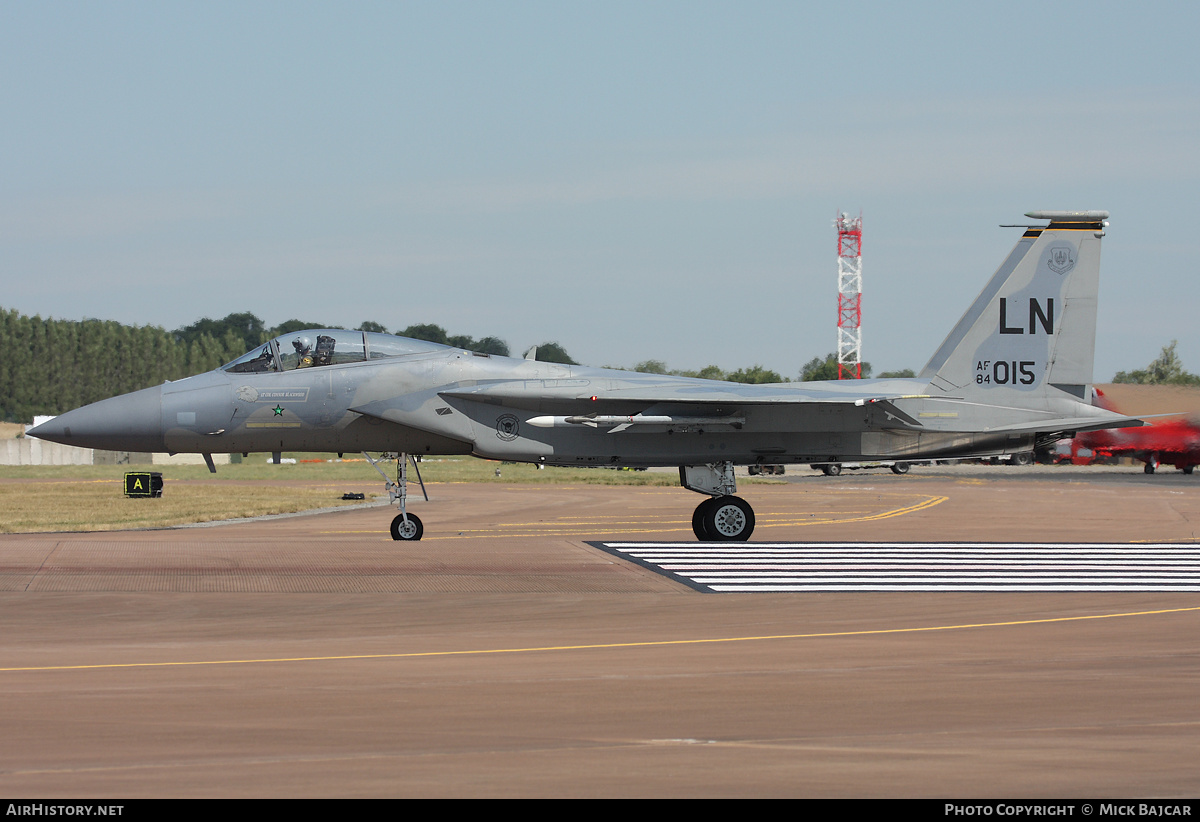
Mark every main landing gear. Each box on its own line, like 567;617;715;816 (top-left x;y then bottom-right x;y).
365;452;428;541
691;495;756;541
680;462;755;541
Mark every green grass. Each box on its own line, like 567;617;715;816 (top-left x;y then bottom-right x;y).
0;454;787;533
0;455;692;533
0;455;682;485
0;480;379;533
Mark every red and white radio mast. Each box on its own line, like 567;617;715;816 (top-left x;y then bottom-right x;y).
836;211;863;379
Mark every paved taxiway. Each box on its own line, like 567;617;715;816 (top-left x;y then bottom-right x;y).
2;465;1200;797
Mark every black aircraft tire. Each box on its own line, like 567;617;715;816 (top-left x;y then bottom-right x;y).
891;462;910;474
702;495;755;542
823;464;842;476
1185;466;1195;475
1145;462;1156;475
390;513;424;541
692;498;715;540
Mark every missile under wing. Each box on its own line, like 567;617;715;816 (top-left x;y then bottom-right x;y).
30;210;1141;541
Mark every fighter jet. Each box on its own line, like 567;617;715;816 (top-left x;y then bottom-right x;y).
30;210;1143;541
1075;388;1200;474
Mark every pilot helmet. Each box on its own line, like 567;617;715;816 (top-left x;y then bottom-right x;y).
292;336;312;354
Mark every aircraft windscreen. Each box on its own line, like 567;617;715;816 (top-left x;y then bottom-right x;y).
224;344;278;373
224;330;453;373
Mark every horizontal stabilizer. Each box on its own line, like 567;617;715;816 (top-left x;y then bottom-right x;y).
976;414;1144;436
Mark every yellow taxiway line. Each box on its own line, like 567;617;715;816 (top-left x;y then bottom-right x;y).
4;604;1197;674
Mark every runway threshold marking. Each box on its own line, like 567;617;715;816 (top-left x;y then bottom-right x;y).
592;542;1200;592
3;605;1199;673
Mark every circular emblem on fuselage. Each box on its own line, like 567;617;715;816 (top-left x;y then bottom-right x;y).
235;385;259;403
496;414;520;441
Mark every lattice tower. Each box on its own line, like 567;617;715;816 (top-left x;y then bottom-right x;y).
836;212;863;379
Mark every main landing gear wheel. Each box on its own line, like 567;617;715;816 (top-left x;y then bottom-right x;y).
890;462;910;474
822;464;841;476
692;495;755;542
692;498;715;540
390;513;423;541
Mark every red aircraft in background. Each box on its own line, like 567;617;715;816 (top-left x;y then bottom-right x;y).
1070;389;1200;474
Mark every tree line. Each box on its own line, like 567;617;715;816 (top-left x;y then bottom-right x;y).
1;309;247;422
0;307;933;422
1112;341;1200;386
627;354;915;383
13;307;1188;423
0;308;582;421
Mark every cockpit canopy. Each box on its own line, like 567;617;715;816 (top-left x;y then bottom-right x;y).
223;330;453;373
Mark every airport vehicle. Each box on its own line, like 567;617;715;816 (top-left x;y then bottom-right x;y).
812;461;913;475
986;451;1035;465
956;451;1034;466
1046;440;1118;466
29;210;1142;542
746;463;785;475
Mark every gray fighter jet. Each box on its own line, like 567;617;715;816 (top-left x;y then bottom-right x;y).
30;210;1142;541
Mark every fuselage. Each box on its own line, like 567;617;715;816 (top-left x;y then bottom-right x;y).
29;328;1118;468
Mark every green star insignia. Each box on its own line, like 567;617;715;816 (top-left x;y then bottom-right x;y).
273;405;284;416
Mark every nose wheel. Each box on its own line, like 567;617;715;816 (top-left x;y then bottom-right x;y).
692;495;755;541
390;513;424;541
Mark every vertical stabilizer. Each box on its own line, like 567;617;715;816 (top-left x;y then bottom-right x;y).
920;211;1108;398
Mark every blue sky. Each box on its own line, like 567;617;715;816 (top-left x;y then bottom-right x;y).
3;1;1198;379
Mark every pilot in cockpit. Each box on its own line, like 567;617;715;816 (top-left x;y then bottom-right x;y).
293;336;315;368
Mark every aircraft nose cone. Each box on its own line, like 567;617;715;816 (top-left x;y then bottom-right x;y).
27;385;166;453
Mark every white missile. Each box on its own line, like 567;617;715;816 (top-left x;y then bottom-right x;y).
526;414;744;429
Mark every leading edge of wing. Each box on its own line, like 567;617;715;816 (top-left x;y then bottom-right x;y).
439;378;926;406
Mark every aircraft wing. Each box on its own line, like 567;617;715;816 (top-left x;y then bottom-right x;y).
423;380;1144;437
350;379;915;440
439;380;888;406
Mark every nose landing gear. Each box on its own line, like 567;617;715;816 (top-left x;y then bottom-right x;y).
365;452;428;540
